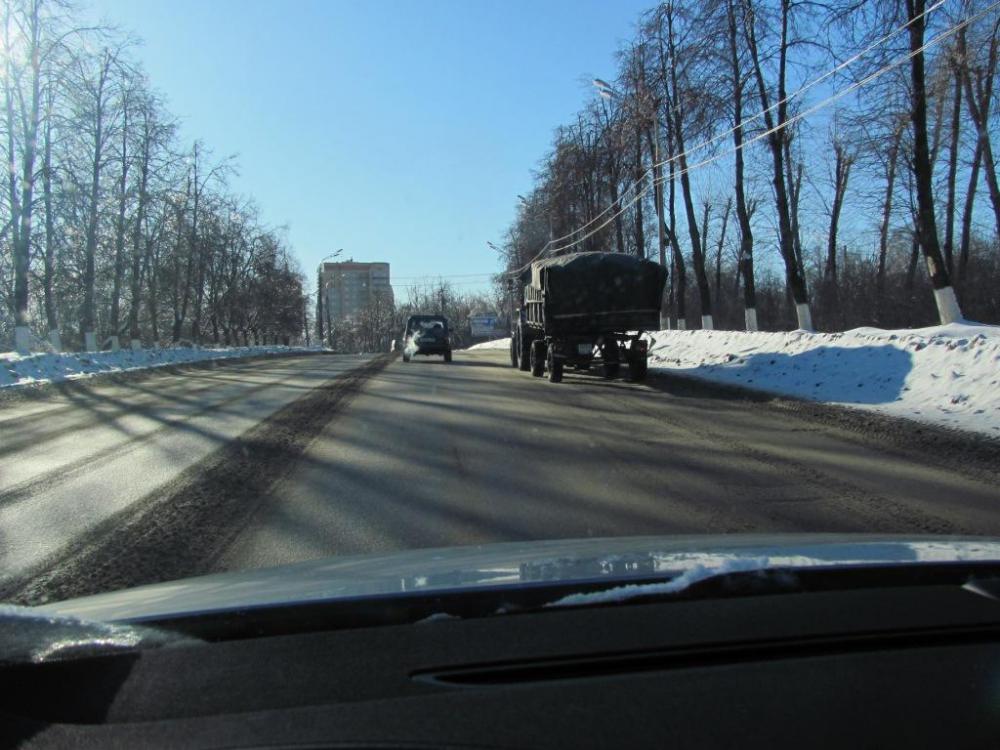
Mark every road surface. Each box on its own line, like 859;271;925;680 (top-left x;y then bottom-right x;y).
3;348;999;604
0;354;372;594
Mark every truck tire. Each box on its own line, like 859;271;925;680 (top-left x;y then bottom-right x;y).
517;328;531;371
630;356;648;381
530;340;545;377
547;347;563;383
600;338;620;378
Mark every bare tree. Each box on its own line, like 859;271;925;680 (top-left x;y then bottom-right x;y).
905;0;962;322
742;0;814;329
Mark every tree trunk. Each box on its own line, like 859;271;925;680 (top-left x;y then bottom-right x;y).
743;0;812;329
823;142;852;330
649;119;670;328
959;139;983;283
714;198;731;305
875;126;902;325
906;0;961;323
632;128;645;257
128;112;152;345
728;0;757;330
667;127;686;329
943;61;963;275
81;52;114;350
42;90;58;344
9;2;43;348
961;24;1000;243
109;95;130;349
665;13;712;329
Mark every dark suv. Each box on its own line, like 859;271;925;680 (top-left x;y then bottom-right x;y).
402;315;452;363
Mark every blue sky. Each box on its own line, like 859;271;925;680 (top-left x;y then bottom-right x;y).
86;0;654;296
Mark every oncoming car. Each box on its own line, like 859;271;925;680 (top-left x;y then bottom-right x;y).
402;314;452;363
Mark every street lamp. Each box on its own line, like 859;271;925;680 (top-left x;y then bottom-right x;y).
593;78;615;100
317;249;344;344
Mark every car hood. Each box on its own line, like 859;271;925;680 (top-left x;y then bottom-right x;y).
33;534;1000;623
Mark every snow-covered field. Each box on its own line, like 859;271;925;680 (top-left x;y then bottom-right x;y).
0;344;320;389
468;323;1000;436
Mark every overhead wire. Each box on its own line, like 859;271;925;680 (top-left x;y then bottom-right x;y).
537;0;1000;259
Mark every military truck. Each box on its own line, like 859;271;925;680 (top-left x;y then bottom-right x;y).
509;252;667;383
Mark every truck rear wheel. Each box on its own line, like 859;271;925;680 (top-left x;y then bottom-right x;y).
530;340;545;377
547;347;563;383
630;357;648;381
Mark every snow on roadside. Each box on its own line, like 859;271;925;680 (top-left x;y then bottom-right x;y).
645;322;1000;436
0;344;322;389
465;338;511;351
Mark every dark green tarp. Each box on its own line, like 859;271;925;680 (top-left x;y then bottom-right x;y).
521;252;667;335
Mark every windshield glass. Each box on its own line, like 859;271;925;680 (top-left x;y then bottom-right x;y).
407;317;449;335
1;0;999;617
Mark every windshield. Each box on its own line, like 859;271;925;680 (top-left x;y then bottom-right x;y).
1;0;999;619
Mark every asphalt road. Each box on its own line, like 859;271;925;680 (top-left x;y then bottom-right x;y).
214;349;1000;573
5;347;1000;603
0;353;372;590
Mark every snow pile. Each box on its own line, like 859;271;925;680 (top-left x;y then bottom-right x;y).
0;344;320;389
466;338;511;351
645;322;1000;436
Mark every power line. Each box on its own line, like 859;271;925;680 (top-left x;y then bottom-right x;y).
505;0;960;276
542;0;1000;258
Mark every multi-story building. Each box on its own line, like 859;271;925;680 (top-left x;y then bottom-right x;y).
319;260;392;324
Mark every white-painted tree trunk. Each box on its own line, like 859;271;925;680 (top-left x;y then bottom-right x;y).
48;329;62;352
744;307;759;332
14;326;32;353
676;319;687;331
130;338;142;351
795;303;814;332
659;312;671;331
83;331;97;352
109;335;120;352
932;285;963;324
701;314;714;330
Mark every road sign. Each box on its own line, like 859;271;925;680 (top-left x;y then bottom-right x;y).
469;314;498;338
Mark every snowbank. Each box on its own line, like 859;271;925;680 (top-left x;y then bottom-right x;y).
0;344;320;389
645;322;1000;436
466;338;511;351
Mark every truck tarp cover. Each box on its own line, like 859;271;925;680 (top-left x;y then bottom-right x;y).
526;252;667;334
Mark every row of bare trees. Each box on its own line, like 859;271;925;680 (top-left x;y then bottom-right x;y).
0;0;306;352
494;0;1000;331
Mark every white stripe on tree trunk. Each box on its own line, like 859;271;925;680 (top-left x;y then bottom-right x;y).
933;285;962;324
